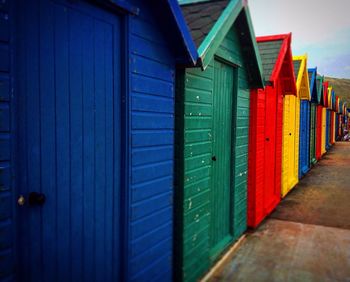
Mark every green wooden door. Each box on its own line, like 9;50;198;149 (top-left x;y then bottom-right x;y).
310;103;317;164
209;60;234;260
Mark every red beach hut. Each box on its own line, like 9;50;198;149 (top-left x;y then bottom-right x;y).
248;33;296;228
315;75;324;160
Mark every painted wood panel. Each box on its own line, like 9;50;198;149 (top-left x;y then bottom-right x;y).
330;111;336;144
281;95;299;197
299;100;311;177
316;105;323;160
326;109;331;150
310;103;317;164
209;59;234;260
11;0;186;281
175;26;252;282
321;108;327;155
0;0;14;280
16;2;121;281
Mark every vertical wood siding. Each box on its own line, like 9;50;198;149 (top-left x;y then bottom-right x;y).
0;0;13;280
321;108;327;155
316;105;323;160
9;0;178;280
281;94;299;197
176;25;251;282
310;103;317;164
247;88;265;227
299;100;311;177
326;110;330;150
16;2;121;280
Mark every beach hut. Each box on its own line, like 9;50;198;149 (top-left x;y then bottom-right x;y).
335;96;340;140
2;1;198;280
281;55;307;197
296;58;311;179
315;75;324;160
330;90;336;144
308;68;318;165
174;1;264;280
321;82;329;155
326;86;332;150
248;33;296;228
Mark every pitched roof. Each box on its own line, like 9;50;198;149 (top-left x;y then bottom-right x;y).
331;89;336;111
151;0;198;66
255;33;296;94
179;0;264;88
316;75;324;104
293;60;302;81
180;0;229;48
308;68;317;103
293;55;311;100
257;40;283;82
323;81;329;107
327;86;332;109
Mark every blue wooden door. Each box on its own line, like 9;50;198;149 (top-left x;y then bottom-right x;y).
16;1;122;281
299;100;310;177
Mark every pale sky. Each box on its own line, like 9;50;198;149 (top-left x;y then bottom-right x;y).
249;0;350;79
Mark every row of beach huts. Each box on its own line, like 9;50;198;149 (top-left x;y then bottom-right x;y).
1;0;349;281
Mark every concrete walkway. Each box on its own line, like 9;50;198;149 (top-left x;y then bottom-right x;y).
207;142;350;282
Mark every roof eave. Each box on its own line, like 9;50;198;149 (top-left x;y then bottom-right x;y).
197;0;243;68
167;0;199;66
243;5;264;88
269;34;292;81
308;67;317;100
293;54;311;100
197;0;264;88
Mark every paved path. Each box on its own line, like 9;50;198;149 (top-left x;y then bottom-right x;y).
207;142;350;282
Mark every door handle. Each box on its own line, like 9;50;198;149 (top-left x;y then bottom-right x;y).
211;156;217;161
17;192;46;207
17;195;26;206
289;133;292;136
266;138;270;141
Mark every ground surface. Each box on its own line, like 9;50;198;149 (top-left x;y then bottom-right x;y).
207;142;350;282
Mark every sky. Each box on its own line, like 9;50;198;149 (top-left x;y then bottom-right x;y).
249;0;350;79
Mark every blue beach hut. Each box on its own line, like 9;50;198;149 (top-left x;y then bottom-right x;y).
0;1;198;281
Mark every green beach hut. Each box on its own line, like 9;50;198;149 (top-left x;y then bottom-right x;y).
174;0;264;281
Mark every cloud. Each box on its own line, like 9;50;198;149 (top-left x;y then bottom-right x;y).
248;0;350;78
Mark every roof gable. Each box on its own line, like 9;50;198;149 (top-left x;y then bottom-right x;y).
308;68;318;102
155;0;199;65
293;55;311;100
180;0;229;48
316;75;324;104
323;81;329;107
327;86;332;109
257;39;283;81
256;33;296;94
179;0;264;88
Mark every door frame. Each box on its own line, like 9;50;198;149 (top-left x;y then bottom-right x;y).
12;0;130;279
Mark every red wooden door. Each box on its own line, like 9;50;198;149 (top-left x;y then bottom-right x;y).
264;87;277;212
316;105;323;160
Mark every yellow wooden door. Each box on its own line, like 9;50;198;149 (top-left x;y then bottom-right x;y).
281;95;299;197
